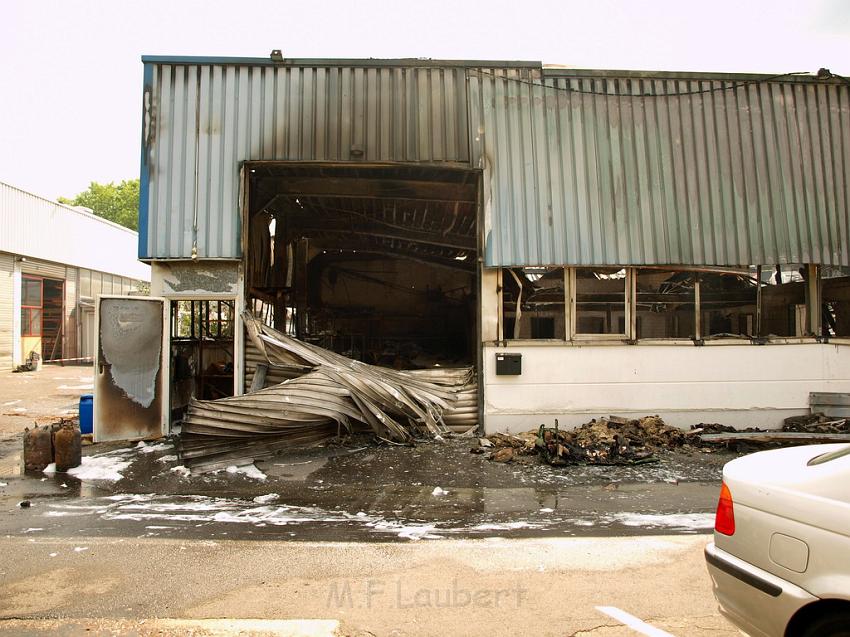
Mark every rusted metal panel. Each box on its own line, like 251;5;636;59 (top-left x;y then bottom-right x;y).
94;296;168;442
141;62;473;260
469;69;850;267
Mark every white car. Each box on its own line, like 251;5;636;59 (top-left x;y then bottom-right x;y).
705;443;850;637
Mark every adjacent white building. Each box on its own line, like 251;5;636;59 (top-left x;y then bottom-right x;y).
0;181;151;368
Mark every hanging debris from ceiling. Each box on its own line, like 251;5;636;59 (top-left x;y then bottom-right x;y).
179;312;477;472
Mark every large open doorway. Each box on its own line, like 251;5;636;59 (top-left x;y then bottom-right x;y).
169;299;236;423
243;162;480;387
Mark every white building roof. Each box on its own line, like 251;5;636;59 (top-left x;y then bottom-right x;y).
0;181;151;281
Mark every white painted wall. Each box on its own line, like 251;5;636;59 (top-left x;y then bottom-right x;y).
482;342;850;432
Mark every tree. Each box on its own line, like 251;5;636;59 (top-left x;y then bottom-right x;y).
59;179;140;231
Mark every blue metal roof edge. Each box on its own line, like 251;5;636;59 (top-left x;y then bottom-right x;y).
138;62;153;260
140;55;542;69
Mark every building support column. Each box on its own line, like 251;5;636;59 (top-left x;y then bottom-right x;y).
11;258;22;366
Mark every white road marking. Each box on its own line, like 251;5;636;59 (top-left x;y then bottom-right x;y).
595;606;678;637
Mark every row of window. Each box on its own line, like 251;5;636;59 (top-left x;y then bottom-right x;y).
499;265;850;342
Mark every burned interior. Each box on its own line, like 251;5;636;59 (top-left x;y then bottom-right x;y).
170;163;482;469
500;264;850;342
244;163;479;372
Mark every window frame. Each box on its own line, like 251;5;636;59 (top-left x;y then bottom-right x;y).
20;276;44;337
496;263;828;346
569;267;633;341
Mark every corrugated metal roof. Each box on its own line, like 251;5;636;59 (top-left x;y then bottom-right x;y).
141;62;471;259
470;69;850;266
141;55;540;69
0;182;151;281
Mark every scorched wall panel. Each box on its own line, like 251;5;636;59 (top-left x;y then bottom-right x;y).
468;69;850;267
141;63;471;260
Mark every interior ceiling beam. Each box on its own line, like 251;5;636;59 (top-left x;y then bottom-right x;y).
291;224;475;252
286;219;476;251
257;176;478;203
314;248;475;273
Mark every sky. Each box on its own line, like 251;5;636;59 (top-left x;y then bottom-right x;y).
1;0;848;200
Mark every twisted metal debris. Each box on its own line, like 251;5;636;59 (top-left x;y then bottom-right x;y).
179;312;476;472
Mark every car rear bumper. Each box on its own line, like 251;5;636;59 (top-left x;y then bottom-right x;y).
705;542;818;637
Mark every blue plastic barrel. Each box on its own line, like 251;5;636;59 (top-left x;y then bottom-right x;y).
79;394;93;435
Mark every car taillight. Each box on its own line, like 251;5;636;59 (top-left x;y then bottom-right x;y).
715;481;735;536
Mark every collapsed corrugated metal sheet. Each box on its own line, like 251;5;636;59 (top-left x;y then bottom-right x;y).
179;312;476;471
470;69;850;267
140;60;478;260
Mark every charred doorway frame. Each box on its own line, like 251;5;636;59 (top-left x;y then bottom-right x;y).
162;287;244;417
239;161;485;434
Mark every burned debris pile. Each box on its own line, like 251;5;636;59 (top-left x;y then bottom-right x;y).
477;417;686;466
535;416;680;466
178;312;476;472
782;413;850;433
478;414;850;467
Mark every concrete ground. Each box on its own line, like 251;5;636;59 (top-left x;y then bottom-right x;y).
0;534;733;636
0;433;737;541
0;364;93;436
0;365;738;635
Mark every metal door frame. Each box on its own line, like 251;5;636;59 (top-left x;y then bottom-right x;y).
93;294;170;442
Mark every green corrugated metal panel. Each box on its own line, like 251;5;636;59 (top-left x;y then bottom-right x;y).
142;63;471;259
470;69;850;267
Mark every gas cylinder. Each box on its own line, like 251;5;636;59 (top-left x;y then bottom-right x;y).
54;423;82;472
23;425;53;472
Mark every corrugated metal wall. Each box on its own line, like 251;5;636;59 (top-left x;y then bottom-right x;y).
64;266;77;360
142;59;850;267
469;69;850;267
21;259;65;280
0;252;14;367
78;268;137;298
141;62;472;259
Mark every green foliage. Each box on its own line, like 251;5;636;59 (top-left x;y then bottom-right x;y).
59;179;140;231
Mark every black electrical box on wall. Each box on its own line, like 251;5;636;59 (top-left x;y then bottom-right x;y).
495;353;522;375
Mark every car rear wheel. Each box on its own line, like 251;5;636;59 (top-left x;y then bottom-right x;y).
800;611;850;637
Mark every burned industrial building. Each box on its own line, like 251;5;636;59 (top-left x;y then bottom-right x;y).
90;55;850;442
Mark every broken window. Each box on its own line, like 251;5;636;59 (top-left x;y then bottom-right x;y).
170;300;235;415
760;264;808;337
501;267;565;340
821;266;850;337
634;269;696;339
573;268;628;336
699;271;758;338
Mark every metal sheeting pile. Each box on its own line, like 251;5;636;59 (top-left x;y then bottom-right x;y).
179;312;477;472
